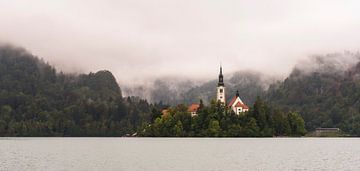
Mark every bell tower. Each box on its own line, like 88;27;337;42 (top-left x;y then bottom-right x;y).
216;66;226;104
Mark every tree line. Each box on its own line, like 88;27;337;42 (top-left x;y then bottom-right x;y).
0;45;158;136
140;98;306;137
267;55;360;136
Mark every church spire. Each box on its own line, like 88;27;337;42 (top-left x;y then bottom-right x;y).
220;64;223;75
218;65;224;86
216;65;226;104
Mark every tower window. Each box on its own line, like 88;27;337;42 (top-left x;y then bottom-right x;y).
220;89;223;93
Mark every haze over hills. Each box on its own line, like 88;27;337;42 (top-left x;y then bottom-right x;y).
267;52;360;132
122;71;277;106
124;51;360;134
123;52;360;107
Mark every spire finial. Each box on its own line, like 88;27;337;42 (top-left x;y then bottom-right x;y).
236;90;239;97
218;64;224;86
220;62;223;74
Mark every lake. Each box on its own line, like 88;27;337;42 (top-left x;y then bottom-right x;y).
0;138;360;171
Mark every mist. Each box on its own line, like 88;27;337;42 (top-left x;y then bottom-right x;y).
1;0;360;86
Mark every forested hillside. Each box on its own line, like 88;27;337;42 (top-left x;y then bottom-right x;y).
2;44;360;136
267;53;360;135
133;52;360;136
0;45;156;136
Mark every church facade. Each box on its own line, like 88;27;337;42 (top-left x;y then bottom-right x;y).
227;90;249;114
216;66;249;115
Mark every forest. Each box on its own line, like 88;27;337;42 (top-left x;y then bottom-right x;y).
140;98;306;137
1;44;360;136
0;45;160;136
267;56;360;135
128;53;360;136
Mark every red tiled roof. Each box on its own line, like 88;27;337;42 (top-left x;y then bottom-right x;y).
227;97;237;107
234;101;249;109
188;104;200;112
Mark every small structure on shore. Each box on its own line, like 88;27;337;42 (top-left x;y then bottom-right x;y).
315;128;341;137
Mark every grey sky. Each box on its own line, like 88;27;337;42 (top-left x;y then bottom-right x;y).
0;0;359;85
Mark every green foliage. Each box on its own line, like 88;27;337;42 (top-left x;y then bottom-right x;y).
0;45;156;136
174;121;184;137
141;98;306;137
267;60;360;136
207;120;221;137
288;112;306;136
0;44;309;137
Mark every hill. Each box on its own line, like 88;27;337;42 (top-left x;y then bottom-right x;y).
0;45;153;136
267;52;360;135
2;44;360;136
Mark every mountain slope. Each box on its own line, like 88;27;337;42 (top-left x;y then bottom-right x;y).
266;52;360;135
0;45;152;136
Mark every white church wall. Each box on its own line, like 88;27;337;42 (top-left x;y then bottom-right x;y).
217;86;226;104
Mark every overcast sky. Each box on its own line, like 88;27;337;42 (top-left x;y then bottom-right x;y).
0;0;360;84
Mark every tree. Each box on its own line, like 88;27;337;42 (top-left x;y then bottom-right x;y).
227;124;242;137
243;117;260;137
273;110;291;136
288;112;306;136
0;105;12;121
0;45;156;137
174;121;184;137
207;120;221;137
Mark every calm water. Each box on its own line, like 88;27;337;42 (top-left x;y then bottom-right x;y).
1;138;360;171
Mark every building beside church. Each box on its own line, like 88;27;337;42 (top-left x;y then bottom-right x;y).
187;104;200;117
227;90;249;114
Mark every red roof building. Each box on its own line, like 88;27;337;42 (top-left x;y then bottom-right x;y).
228;90;249;115
188;104;200;117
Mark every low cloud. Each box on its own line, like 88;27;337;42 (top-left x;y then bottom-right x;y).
0;0;360;86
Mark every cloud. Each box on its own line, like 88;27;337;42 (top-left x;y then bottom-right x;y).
0;0;360;85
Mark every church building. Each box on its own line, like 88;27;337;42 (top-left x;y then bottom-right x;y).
216;66;249;115
187;66;249;116
227;90;249;114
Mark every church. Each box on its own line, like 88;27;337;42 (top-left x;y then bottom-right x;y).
188;66;249;116
216;66;249;114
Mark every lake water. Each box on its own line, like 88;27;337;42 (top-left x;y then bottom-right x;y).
1;138;360;171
